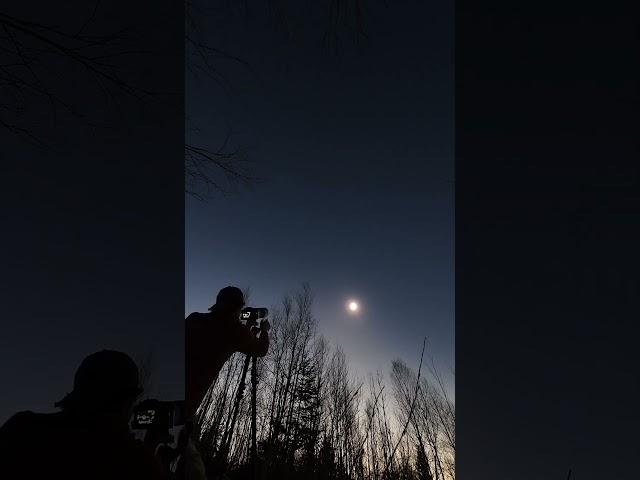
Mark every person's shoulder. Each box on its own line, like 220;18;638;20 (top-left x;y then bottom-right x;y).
186;311;220;330
0;410;60;442
185;311;205;325
2;410;46;430
4;410;38;423
186;311;209;322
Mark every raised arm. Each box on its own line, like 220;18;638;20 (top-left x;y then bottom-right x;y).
233;321;270;357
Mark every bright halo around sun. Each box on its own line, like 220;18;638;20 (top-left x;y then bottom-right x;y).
347;300;360;313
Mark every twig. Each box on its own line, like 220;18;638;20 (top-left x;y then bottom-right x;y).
381;337;427;478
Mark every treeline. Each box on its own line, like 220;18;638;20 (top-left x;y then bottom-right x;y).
196;285;455;480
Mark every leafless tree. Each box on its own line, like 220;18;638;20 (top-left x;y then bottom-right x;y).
0;9;155;145
390;356;455;480
195;285;455;480
1;4;253;196
4;2;391;198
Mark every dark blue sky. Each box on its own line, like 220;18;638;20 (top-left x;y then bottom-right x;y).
186;1;454;389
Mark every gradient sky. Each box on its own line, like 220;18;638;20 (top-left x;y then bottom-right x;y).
186;2;454;392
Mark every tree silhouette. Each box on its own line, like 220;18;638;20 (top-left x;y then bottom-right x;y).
3;1;391;197
194;285;455;480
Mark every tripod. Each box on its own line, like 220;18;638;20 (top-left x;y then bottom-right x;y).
215;326;262;480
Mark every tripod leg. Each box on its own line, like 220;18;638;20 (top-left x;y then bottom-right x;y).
217;354;251;474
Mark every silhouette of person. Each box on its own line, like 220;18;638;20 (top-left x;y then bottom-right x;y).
0;350;167;480
181;286;270;480
185;286;270;419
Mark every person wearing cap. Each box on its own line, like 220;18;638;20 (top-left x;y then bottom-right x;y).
179;287;270;479
0;350;167;479
185;286;271;419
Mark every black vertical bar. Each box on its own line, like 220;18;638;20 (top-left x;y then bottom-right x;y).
251;355;258;479
456;1;639;478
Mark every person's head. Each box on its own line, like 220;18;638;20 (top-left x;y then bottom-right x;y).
209;286;245;319
55;350;142;426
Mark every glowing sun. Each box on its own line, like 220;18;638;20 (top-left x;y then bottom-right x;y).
347;300;360;313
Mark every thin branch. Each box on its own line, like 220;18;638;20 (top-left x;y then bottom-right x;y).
381;337;427;478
